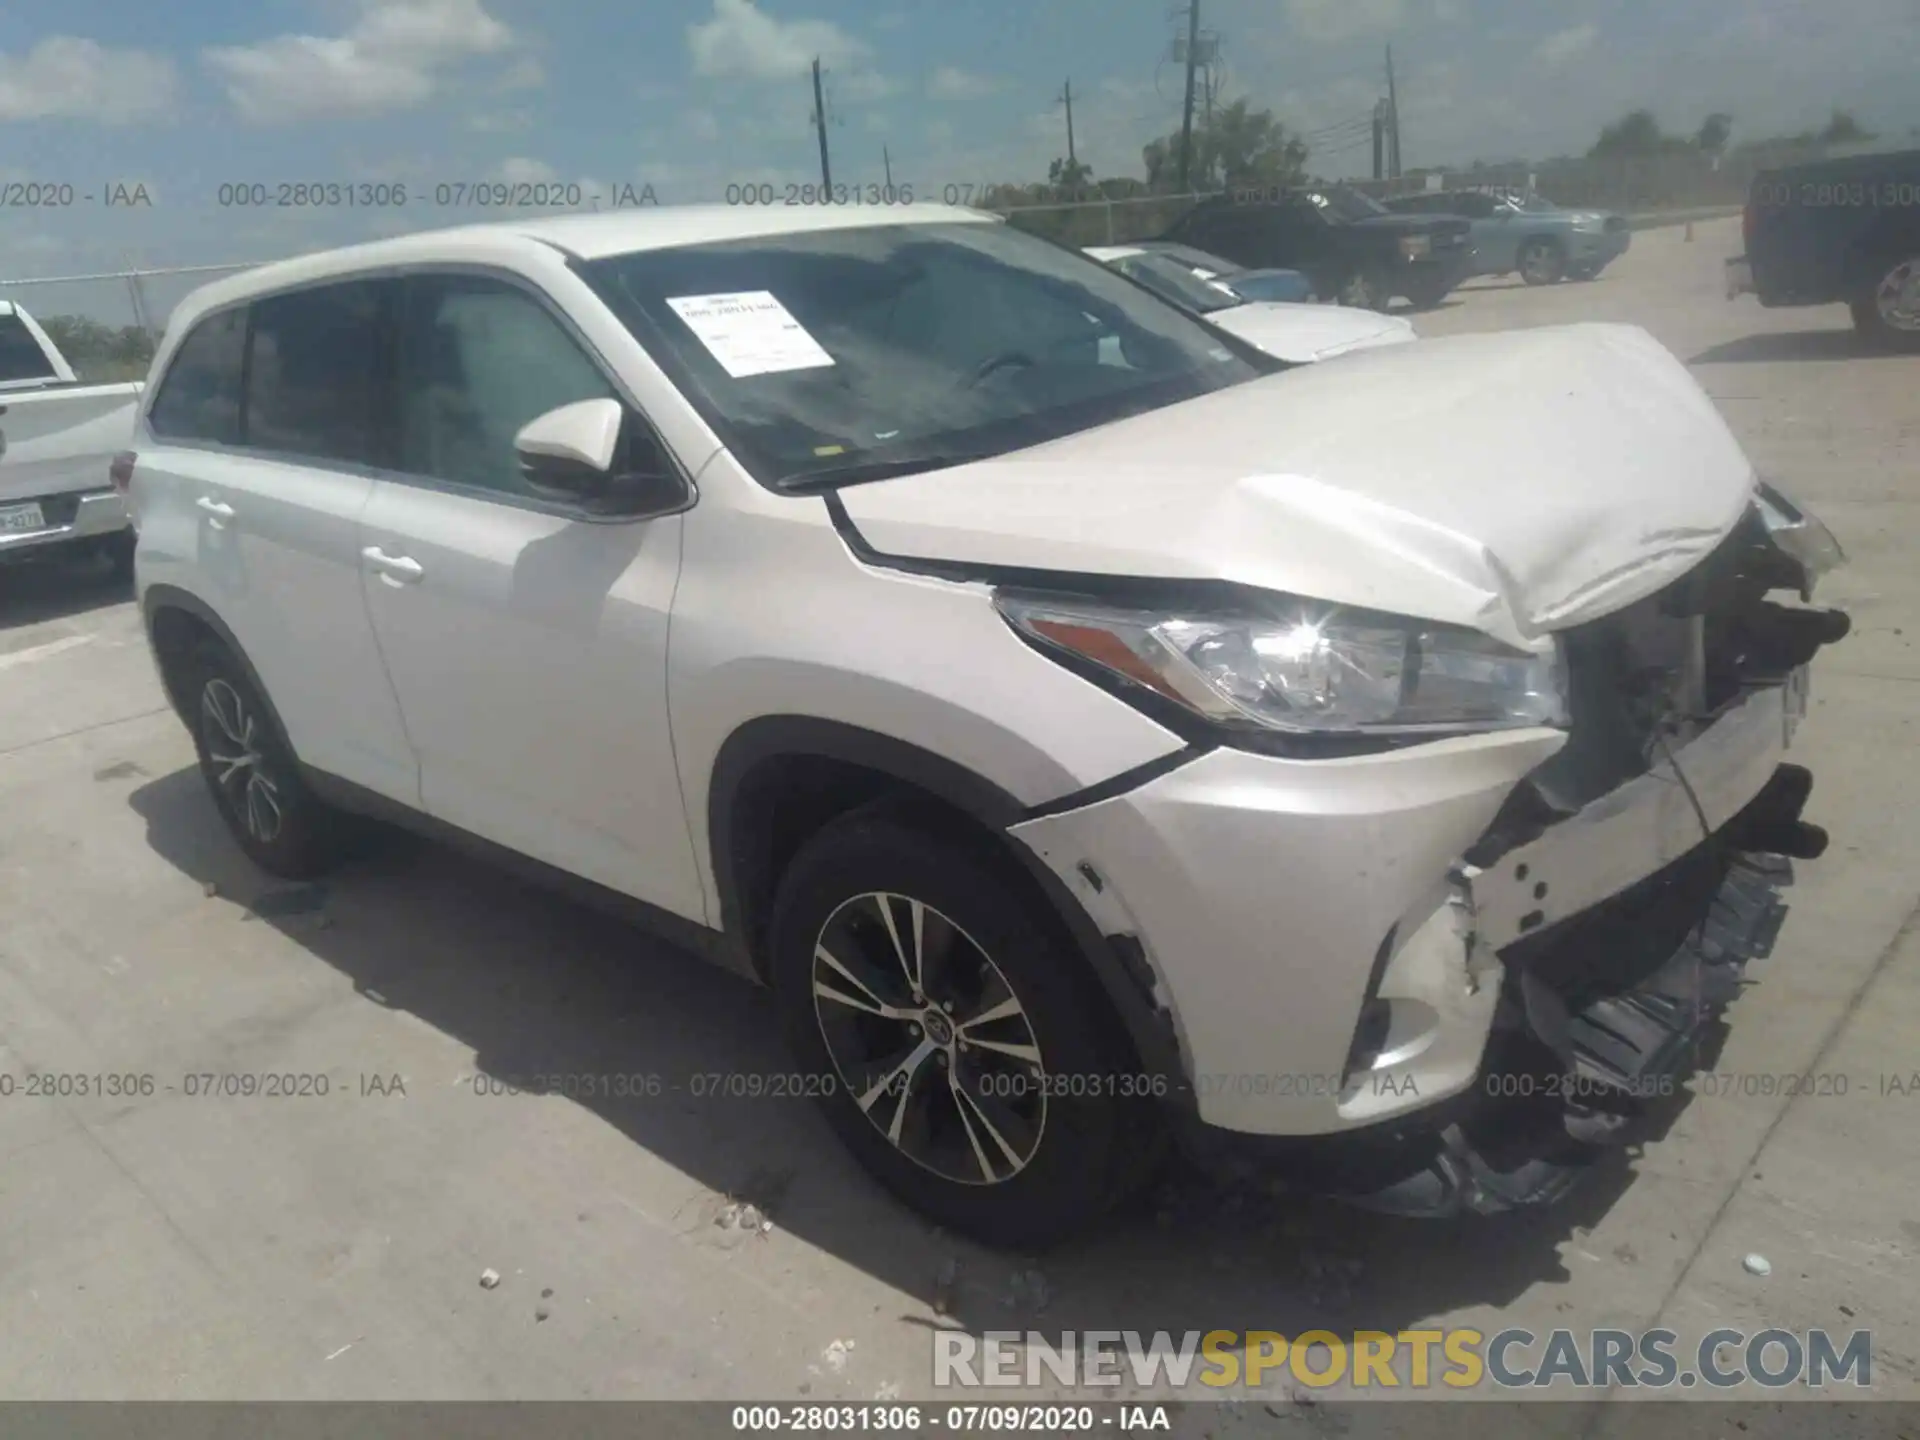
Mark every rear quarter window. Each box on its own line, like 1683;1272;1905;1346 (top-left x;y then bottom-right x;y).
0;312;57;384
148;307;246;445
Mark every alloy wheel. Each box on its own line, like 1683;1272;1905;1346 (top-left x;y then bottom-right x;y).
1520;241;1562;285
1876;259;1920;333
810;891;1047;1186
200;678;285;844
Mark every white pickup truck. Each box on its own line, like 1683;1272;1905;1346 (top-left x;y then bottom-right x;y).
0;300;145;578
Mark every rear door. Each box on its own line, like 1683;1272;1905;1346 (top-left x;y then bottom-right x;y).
1452;194;1515;271
140;281;420;805
355;270;703;920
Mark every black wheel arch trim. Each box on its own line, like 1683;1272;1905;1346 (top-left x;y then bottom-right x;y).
707;714;1195;1105
141;584;299;758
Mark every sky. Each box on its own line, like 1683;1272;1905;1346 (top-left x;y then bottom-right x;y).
2;0;1916;321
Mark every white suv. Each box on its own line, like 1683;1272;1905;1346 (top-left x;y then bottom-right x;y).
128;204;1850;1247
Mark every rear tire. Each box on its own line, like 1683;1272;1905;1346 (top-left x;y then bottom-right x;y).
179;639;351;880
1519;238;1565;286
1851;253;1920;353
767;807;1153;1249
100;530;136;583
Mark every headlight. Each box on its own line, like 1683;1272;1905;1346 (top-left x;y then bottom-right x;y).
996;594;1567;736
1754;481;1845;594
1398;234;1432;260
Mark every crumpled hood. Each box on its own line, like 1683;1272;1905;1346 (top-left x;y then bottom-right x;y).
835;323;1756;649
1207;301;1415;362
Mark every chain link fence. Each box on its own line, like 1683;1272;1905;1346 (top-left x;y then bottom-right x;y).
0;262;261;383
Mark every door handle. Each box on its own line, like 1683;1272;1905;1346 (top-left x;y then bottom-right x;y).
196;496;235;525
362;545;424;584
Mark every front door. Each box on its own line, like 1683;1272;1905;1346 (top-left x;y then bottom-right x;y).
357;271;704;922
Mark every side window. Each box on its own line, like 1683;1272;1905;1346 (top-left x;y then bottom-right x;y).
0;311;60;383
397;274;617;497
245;280;391;465
148;307;246;445
1457;194;1496;219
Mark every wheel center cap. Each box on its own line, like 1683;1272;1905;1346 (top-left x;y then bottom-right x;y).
922;1009;955;1046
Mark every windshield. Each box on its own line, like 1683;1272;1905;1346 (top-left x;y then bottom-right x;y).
1108;251;1242;315
580;221;1267;491
1148;243;1245;280
1312;187;1391;222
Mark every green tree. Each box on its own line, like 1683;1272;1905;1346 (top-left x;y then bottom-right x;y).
1695;112;1734;154
1590;109;1670;158
1143;100;1308;192
1047;155;1095;199
1818;109;1875;145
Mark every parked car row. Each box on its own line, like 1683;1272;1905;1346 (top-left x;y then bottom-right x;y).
113;201;1848;1248
1081;243;1415;362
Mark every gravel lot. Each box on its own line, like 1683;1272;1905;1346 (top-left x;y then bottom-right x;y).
0;216;1914;1427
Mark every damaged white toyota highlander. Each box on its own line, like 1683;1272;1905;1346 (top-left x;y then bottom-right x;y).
129;204;1850;1248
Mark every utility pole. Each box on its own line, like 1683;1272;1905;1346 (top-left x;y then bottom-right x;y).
1176;0;1201;191
811;57;833;191
1058;80;1078;170
1384;44;1402;178
883;145;893;191
1372;100;1387;181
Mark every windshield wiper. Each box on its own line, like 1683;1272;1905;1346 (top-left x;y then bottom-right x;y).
774;450;1008;493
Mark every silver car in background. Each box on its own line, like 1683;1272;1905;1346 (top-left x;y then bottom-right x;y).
1387;189;1631;285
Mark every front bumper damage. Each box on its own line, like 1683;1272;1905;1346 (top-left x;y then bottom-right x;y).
1139;500;1851;1216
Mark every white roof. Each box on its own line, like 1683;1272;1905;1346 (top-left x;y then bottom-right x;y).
1082;245;1145;262
175;202;1002;319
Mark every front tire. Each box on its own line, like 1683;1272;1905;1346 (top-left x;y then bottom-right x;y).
767;808;1150;1249
1851;253;1920;353
1336;268;1392;312
179;640;349;879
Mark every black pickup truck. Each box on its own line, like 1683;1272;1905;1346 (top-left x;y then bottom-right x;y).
1159;184;1475;311
1726;148;1920;351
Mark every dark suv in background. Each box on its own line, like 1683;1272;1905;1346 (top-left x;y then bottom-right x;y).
1161;185;1475;311
1727;147;1920;351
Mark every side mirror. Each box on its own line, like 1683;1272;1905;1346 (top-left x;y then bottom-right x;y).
515;398;687;515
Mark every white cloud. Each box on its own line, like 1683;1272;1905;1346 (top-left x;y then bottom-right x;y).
204;0;515;124
1533;24;1599;68
928;66;997;99
686;0;868;80
686;108;722;141
1283;0;1407;43
468;108;534;133
839;71;903;102
496;156;559;184
498;56;545;90
0;36;178;123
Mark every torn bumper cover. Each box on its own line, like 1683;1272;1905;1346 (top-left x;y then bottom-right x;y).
1184;696;1820;1217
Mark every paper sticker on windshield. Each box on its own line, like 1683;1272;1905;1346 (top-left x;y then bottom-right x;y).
665;291;836;378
